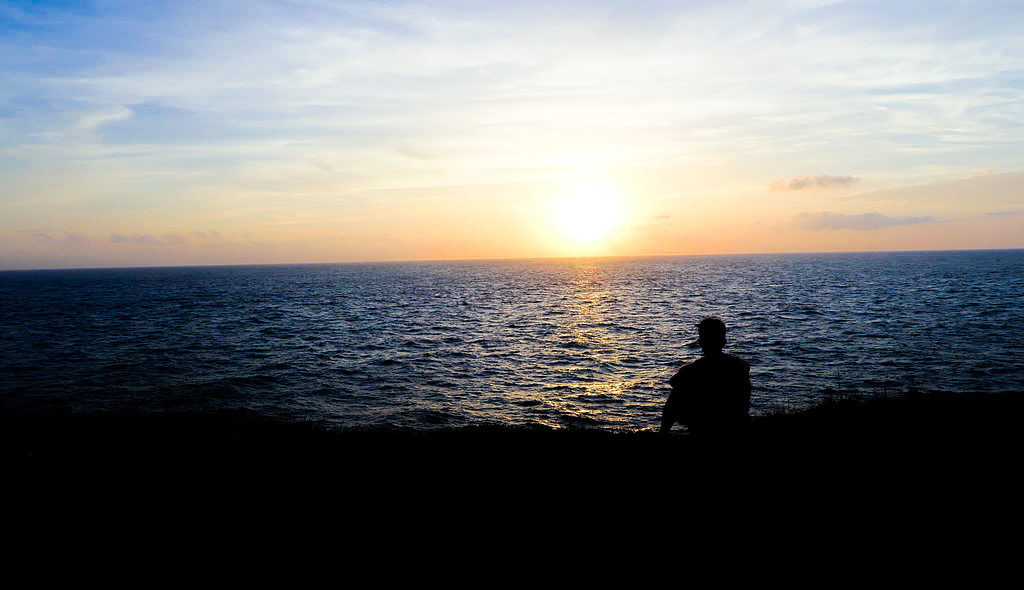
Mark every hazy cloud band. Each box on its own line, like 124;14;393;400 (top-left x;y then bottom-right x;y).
771;175;859;191
797;212;937;231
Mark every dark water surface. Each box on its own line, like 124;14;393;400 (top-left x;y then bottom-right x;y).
2;250;1022;430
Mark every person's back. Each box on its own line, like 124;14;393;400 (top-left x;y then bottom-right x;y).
661;318;751;435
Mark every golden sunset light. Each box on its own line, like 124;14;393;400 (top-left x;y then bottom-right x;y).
551;179;627;247
3;2;1024;563
2;1;1021;270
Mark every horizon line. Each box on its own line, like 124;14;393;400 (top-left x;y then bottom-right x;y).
2;246;1022;273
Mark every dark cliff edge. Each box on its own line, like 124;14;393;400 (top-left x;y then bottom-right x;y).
3;391;1022;565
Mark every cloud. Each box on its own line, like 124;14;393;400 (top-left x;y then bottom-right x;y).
192;230;223;241
74;106;134;132
21;230;90;247
771;175;859;191
109;233;160;245
108;232;189;246
62;232;90;246
986;210;1022;216
631;214;672;232
796;212;938;231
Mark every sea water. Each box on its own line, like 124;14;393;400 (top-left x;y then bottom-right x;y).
2;250;1022;431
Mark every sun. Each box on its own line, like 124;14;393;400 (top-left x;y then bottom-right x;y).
551;179;626;245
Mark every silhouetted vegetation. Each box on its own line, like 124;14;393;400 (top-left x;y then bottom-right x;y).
4;390;1022;563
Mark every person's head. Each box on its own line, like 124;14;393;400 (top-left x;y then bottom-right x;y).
697;317;727;353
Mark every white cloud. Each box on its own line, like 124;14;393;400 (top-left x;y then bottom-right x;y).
74;106;134;132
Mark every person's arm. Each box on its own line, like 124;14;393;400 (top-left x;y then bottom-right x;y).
661;387;681;433
660;403;675;433
663;366;686;432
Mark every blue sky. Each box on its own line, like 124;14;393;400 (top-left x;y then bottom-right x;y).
2;0;1023;268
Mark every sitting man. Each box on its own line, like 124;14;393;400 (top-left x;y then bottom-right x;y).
661;317;751;435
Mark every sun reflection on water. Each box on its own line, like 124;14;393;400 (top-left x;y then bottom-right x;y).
538;262;637;427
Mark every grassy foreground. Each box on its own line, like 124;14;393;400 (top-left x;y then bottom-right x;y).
3;391;1023;563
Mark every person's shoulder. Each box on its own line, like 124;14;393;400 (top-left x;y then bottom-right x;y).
683;356;719;376
723;353;750;370
682;356;703;367
669;358;701;384
677;357;704;372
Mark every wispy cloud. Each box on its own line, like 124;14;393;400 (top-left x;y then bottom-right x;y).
62;231;90;246
74;107;134;132
986;210;1022;216
631;214;672;232
796;212;938;231
771;175;859;191
107;232;193;246
109;233;160;245
163;233;186;246
192;230;223;241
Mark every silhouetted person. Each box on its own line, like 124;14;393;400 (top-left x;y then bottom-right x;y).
661;317;751;435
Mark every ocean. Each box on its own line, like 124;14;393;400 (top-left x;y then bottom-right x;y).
1;250;1022;431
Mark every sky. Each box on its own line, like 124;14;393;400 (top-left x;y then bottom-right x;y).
1;0;1023;269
